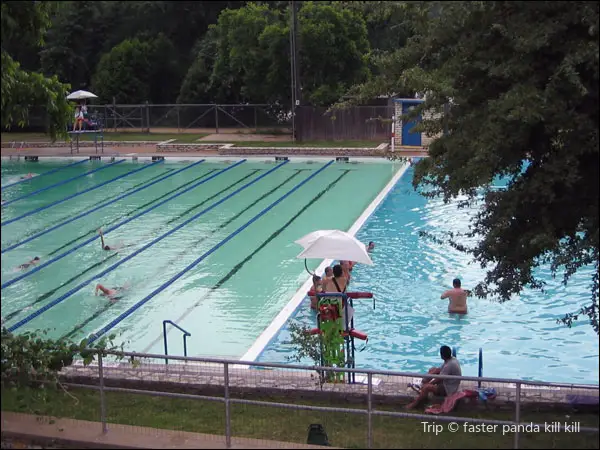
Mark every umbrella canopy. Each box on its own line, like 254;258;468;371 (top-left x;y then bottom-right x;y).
67;90;98;100
295;230;374;266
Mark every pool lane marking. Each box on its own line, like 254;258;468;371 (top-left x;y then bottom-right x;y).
66;169;309;341
5;168;176;248
163;169;263;226
3;159;158;226
86;161;334;344
1;161;179;253
240;160;411;364
1;160;247;290
1;159;89;191
140;169;351;353
46;167;219;257
2;159;126;209
50;168;260;260
6;160;287;332
2;253;119;323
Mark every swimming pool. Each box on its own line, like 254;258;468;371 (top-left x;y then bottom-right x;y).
1;157;402;359
257;166;600;384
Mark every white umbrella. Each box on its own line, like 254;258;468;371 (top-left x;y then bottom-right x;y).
295;229;374;266
67;90;98;100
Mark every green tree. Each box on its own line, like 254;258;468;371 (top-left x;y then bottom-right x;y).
345;1;599;331
92;34;179;104
179;1;371;107
1;0;72;140
40;1;112;91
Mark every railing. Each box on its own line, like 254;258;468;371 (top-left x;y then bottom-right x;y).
57;349;599;449
162;320;191;364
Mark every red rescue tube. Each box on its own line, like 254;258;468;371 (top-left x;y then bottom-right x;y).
346;292;373;299
350;329;368;340
342;329;368;340
308;328;322;335
307;290;373;298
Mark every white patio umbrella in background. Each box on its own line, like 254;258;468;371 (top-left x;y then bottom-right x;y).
66;90;98;100
296;229;374;274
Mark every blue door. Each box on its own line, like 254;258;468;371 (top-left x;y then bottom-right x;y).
401;102;422;146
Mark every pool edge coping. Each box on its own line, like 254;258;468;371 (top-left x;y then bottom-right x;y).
239;161;411;365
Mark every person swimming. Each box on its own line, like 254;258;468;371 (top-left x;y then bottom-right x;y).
95;283;127;302
440;278;469;314
18;256;40;270
97;228;130;251
366;241;375;252
19;173;36;180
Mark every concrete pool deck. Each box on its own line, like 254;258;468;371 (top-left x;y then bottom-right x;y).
0;142;429;159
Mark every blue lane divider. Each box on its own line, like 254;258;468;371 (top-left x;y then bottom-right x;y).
87;160;333;344
2;159;126;207
1;159;247;290
6;159;288;332
1;160;205;254
1;159;88;191
2;159;153;226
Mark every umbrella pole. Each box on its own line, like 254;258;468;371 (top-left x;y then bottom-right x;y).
304;259;314;276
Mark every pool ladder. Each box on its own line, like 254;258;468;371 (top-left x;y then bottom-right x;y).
162;320;191;365
453;346;484;387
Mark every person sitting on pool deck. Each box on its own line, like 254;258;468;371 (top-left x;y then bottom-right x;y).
441;278;469;314
95;283;127;302
18;256;40;270
406;345;462;410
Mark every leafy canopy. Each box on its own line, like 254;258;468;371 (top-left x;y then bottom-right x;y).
178;1;370;107
1;1;72;140
346;1;599;332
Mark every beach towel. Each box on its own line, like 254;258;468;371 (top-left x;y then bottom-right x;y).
425;388;497;414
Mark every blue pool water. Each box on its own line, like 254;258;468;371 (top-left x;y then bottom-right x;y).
258;166;599;384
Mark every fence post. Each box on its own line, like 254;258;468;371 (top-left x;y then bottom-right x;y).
112;97;116;131
224;362;231;448
98;352;108;434
367;373;373;449
514;382;521;449
215;104;219;134
177;105;181;132
254;106;258;133
145;101;150;133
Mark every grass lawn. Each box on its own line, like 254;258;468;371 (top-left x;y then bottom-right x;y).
2;387;597;449
1;132;207;143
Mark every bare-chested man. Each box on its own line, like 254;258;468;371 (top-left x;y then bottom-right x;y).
440;278;469;314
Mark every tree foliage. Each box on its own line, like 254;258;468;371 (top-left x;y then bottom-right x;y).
179;1;370;107
349;1;600;332
1;0;72;140
1;327;125;390
92;34;179;104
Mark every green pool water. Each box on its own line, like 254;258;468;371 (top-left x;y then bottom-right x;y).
1;158;401;358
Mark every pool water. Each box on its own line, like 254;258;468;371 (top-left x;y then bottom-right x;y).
1;158;401;359
258;166;599;384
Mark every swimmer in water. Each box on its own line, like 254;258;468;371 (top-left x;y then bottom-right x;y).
20;173;36;180
98;228;126;251
18;256;40;270
95;283;128;302
366;241;375;252
440;278;469;314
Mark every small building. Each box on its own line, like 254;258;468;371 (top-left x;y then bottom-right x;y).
392;98;440;148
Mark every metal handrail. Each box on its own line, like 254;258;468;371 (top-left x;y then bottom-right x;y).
162;320;191;365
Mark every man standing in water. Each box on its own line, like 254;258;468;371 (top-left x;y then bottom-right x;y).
440;278;469;314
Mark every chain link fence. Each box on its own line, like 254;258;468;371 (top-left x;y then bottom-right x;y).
49;349;600;449
82;104;291;134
